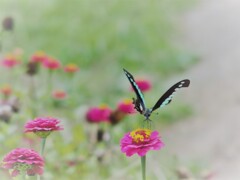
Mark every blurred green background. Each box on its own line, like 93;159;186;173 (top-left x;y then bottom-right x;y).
0;0;196;179
0;0;196;71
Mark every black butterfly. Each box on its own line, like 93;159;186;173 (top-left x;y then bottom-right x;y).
123;68;190;120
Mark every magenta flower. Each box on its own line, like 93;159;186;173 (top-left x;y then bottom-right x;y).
30;51;47;63
117;99;136;114
42;56;61;70
24;117;63;138
86;105;112;123
109;99;135;125
1;54;20;68
133;79;152;92
2;148;44;177
120;128;164;157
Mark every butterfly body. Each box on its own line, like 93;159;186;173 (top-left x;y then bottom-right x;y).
123;68;190;120
132;97;152;119
143;108;152;120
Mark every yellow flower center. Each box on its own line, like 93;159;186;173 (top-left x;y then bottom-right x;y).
123;99;132;105
99;104;108;110
67;64;77;68
5;54;15;59
35;51;45;57
130;128;151;143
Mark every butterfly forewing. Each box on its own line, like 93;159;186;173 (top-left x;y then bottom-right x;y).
123;69;146;112
151;79;190;112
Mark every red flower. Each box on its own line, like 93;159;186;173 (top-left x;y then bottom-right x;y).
86;105;112;123
24;117;63;138
117;99;135;114
0;84;12;96
30;51;46;63
2;148;44;177
1;54;20;68
52;90;67;100
120;128;164;157
42;56;61;70
132;79;152;92
64;63;79;73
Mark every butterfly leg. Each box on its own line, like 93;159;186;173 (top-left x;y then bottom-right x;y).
143;118;152;129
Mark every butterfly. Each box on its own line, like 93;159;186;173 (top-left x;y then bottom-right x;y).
123;68;190;120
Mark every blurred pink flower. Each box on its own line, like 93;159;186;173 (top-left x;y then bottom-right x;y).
30;51;46;63
117;99;135;114
42;56;61;70
0;84;12;97
132;79;152;92
86;105;112;123
64;63;79;73
120;128;164;157
24;117;63;138
2;148;44;177
52;90;67;100
1;54;20;68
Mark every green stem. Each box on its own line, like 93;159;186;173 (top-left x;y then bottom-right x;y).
48;70;53;94
29;76;37;117
141;155;146;180
38;138;46;180
41;138;46;156
37;174;40;180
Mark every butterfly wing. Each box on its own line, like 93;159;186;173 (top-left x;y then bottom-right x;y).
151;79;190;112
123;69;146;113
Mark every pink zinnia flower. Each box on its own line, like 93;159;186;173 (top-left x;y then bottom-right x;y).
52;90;67;100
109;99;135;125
1;54;20;68
86;104;112;123
24;117;63;138
64;63;79;73
117;99;135;114
30;51;46;63
120;128;164;157
2;148;44;177
42;56;61;70
132;79;152;92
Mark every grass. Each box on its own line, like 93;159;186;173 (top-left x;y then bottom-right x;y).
1;0;197;72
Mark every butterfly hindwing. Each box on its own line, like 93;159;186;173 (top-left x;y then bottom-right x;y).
151;79;190;112
123;69;146;112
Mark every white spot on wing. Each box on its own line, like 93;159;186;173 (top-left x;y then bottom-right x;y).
169;94;174;98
